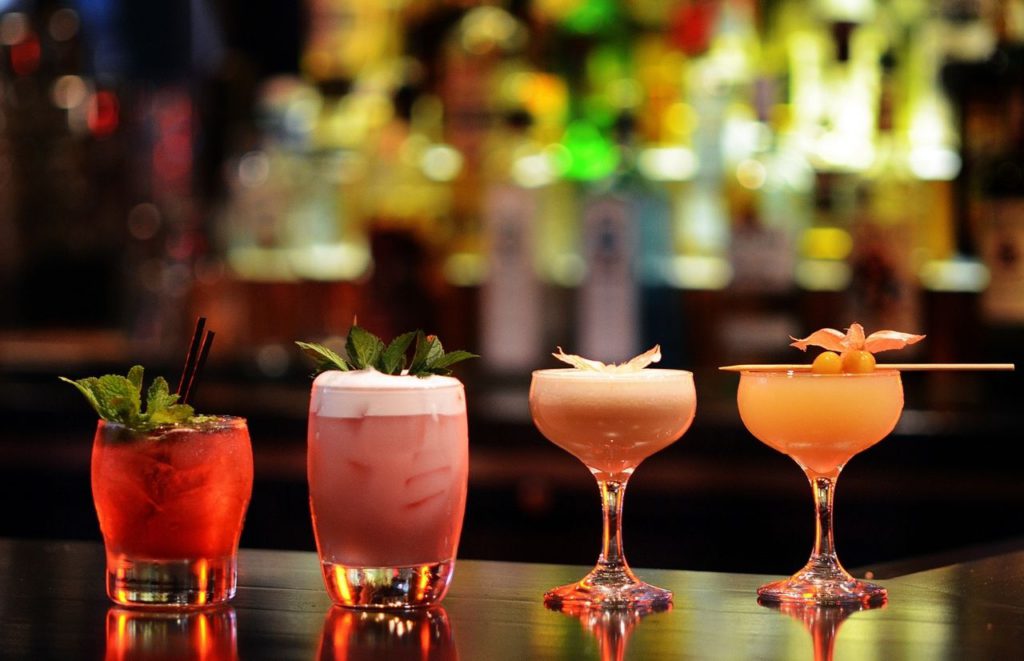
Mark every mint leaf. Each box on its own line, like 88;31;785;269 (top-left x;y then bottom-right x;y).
426;350;477;373
345;325;384;370
298;326;476;377
59;376;103;418
95;373;143;426
380;331;415;374
296;341;349;373
61;366;194;432
144;377;193;427
408;331;435;375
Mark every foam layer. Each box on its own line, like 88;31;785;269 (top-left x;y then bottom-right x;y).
311;369;465;418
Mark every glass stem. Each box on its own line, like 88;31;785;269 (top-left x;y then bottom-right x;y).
807;472;841;571
597;479;628;571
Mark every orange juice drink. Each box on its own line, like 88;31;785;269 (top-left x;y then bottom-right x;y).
308;370;468;609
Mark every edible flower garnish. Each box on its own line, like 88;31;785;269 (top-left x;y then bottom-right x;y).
553;345;662;373
790;323;925;374
297;324;477;378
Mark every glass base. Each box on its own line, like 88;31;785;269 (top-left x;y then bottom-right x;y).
106;554;237;608
321;560;454;609
757;565;887;607
544;565;672;611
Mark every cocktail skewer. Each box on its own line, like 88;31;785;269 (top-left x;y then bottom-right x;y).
719;363;1015;372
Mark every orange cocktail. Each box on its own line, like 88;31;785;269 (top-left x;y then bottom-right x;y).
92;417;253;608
738;371;903;476
737;369;903;605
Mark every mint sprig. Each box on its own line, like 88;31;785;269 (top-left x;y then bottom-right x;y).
297;326;476;377
60;366;194;431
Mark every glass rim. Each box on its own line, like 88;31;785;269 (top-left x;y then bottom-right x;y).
96;414;248;432
312;380;465;392
531;367;693;379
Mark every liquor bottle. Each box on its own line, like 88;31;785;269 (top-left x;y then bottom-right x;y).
577;114;680;364
478;110;547;373
847;49;923;335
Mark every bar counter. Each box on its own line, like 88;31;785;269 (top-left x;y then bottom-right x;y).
2;538;1023;659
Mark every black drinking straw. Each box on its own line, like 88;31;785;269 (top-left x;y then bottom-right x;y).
176;317;206;396
181;330;214;406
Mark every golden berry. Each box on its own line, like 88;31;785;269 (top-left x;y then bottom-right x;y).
841;350;876;373
811;351;842;374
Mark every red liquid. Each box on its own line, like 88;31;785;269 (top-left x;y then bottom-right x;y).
92;418;254;562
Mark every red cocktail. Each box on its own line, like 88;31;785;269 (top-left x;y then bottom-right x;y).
92;416;253;608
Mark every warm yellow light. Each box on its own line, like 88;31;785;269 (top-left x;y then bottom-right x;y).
51;75;87;109
638;147;698;181
334;565;353;604
512;152;558;188
664;102;698;138
420;144;463;182
796;259;852;291
289;243;371;281
802;227;853;261
736;158;767;190
668;256;733;290
920;258;989;292
443;252;486;286
909;146;961;180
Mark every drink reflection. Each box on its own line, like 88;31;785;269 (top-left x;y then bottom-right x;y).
760;599;882;661
104;606;238;661
552;602;670;661
317;606;457;660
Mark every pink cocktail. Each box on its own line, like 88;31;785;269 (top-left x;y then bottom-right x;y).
308;370;468;609
737;369;904;605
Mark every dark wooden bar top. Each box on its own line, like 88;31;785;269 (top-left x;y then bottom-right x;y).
2;537;1022;659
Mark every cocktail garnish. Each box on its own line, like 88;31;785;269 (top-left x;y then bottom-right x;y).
791;323;925;374
552;345;662;373
297;324;477;378
60;366;195;431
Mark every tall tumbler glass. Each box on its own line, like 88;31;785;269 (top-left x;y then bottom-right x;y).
307;370;469;609
92;416;254;608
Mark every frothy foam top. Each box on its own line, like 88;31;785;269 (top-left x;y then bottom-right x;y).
311;369;465;418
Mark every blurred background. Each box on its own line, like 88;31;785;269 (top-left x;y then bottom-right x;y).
0;0;1022;575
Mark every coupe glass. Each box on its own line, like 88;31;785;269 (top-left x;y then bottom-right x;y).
737;369;903;605
529;368;696;609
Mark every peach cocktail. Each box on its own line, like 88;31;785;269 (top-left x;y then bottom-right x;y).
733;324;921;606
530;346;696;610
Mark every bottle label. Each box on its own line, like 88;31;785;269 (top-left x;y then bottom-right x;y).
480;184;544;371
578;194;638;362
983;199;1024;323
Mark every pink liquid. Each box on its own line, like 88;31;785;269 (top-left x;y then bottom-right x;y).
737;370;904;475
529;369;696;480
308;412;468;568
